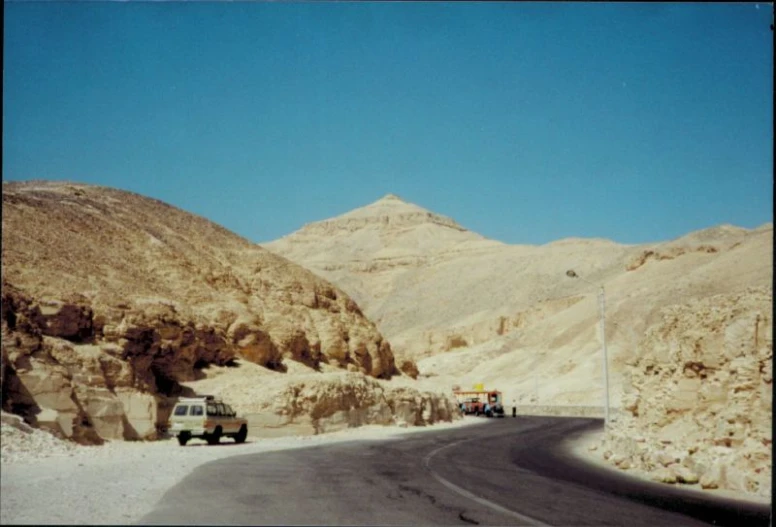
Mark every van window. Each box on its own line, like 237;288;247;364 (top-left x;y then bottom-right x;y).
207;404;218;416
174;405;189;416
190;405;204;416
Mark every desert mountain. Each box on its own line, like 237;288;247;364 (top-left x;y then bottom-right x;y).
1;181;459;444
263;194;771;402
264;194;504;309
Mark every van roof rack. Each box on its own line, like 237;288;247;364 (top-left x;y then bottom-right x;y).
178;395;219;402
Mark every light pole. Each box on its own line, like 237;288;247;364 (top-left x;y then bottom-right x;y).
566;269;610;427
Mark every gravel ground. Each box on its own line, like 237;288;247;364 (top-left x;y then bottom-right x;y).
1;418;484;525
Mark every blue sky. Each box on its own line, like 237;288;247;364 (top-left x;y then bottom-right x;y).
3;2;773;245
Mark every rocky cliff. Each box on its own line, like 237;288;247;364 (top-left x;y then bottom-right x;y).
1;181;408;443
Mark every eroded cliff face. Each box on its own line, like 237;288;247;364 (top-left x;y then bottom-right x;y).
1;181;400;443
601;288;772;497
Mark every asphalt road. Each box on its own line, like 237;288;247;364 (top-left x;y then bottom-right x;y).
140;417;771;526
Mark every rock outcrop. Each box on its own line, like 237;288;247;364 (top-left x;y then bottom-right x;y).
174;360;459;435
1;181;401;443
602;288;772;497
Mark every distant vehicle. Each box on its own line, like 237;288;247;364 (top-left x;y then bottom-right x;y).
453;390;505;417
168;395;248;446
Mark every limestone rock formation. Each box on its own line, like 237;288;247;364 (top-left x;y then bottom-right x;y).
604;288;772;497
263;194;772;412
1;181;402;443
174;360;459;435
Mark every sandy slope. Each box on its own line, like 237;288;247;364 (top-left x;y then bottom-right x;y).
264;194;772;408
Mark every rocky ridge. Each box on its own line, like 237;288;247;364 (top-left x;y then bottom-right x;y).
0;181;457;445
264;195;771;374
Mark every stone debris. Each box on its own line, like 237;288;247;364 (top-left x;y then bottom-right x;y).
602;289;772;498
1;412;78;463
650;467;677;484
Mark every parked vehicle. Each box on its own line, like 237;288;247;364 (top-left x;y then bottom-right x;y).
168;395;248;446
454;390;505;417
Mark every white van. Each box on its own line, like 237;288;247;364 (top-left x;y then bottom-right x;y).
168;395;248;446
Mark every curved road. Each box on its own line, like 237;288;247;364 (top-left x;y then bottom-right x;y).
141;417;770;526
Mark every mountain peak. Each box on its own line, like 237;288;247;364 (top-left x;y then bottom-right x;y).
377;193;404;202
278;194;481;240
339;194;434;221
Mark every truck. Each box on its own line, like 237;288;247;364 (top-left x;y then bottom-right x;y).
453;389;505;417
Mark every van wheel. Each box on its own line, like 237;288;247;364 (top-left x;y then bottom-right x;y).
206;427;222;445
177;434;190;446
234;425;247;444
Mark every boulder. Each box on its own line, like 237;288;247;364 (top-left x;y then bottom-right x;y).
398;358;420;379
35;300;94;341
115;389;158;439
668;463;699;484
651;467;677;484
80;386;125;440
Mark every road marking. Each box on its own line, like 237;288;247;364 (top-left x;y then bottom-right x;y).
422;438;552;527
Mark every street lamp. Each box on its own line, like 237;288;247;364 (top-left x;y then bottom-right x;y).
566;269;610;427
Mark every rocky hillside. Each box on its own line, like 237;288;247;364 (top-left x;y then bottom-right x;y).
263;195;772;405
264;194;504;311
602;288;772;497
264;195;630;354
0;181;447;444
